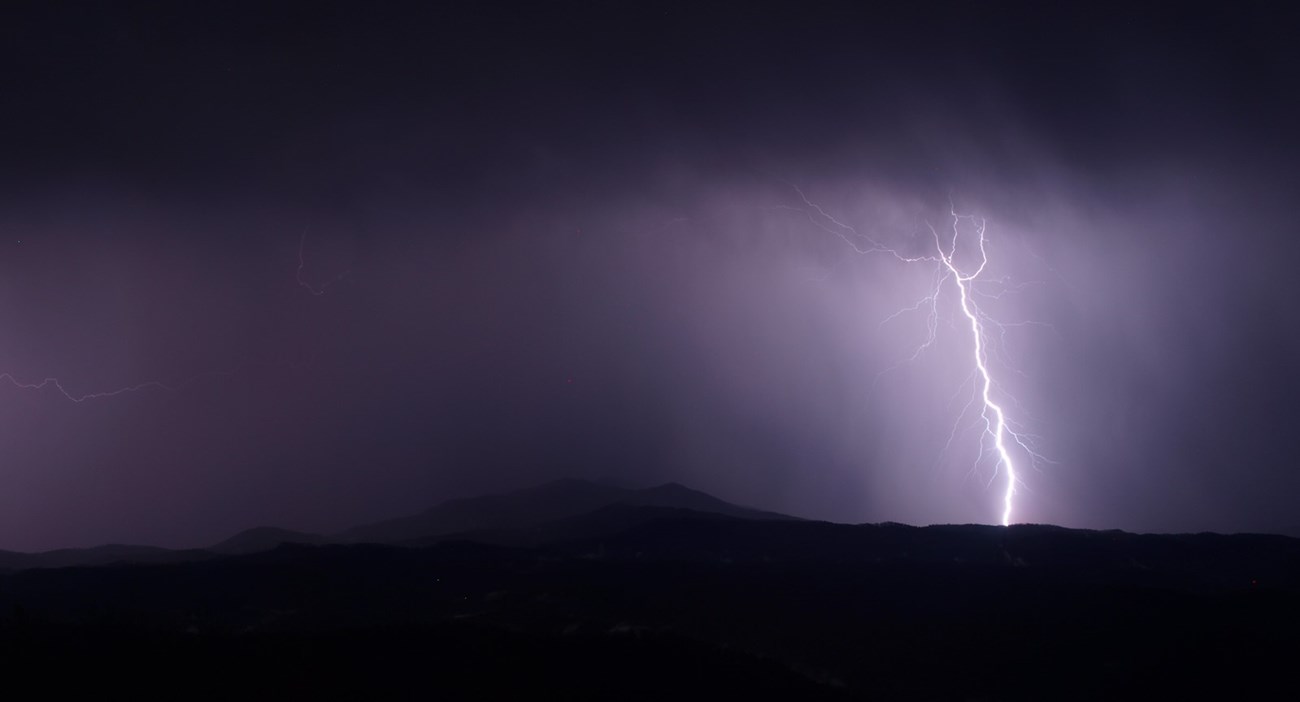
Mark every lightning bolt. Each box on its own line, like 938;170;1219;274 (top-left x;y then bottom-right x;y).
932;212;1021;526
787;187;1049;526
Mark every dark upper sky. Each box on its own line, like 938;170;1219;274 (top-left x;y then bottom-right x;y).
1;1;1298;550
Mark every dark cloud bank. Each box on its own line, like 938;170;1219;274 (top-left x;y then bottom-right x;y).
1;2;1298;549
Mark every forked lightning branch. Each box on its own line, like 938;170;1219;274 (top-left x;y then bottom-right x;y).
789;187;1049;525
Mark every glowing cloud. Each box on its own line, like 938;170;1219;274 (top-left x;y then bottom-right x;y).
789;188;1047;525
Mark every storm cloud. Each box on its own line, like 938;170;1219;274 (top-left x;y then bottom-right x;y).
0;2;1296;549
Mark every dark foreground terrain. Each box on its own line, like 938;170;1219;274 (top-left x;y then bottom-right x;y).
3;481;1298;700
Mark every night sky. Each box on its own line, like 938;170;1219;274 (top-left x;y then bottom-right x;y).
3;1;1299;550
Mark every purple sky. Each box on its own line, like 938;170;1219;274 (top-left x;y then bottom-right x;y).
1;2;1298;550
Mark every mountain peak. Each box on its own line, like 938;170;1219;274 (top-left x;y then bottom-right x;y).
211;526;328;555
646;481;692;493
340;478;796;544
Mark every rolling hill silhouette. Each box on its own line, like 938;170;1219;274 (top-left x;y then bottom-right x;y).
0;479;794;570
2;479;1299;699
3;479;1299;587
210;526;332;555
338;478;796;545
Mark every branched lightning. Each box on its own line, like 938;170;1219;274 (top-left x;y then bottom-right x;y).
931;212;1021;526
787;187;1050;526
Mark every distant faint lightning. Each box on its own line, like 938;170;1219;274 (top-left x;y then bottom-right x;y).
297;230;351;296
0;374;174;402
3;230;345;406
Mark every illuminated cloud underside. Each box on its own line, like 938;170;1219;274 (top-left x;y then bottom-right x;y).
791;188;1047;525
